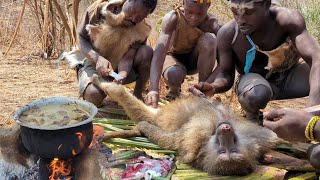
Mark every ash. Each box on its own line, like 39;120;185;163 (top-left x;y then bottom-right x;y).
0;159;38;180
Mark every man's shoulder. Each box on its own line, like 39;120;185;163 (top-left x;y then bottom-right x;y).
271;6;306;28
161;10;178;31
163;10;178;23
217;20;237;42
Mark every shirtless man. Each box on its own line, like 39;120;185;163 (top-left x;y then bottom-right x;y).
77;0;157;106
193;0;320;123
145;0;222;108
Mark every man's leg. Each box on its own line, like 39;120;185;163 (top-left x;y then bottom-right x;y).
191;33;217;82
79;63;107;107
275;63;310;100
131;45;153;100
162;55;187;100
237;73;273;124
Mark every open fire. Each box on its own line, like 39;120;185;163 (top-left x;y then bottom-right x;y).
49;158;72;180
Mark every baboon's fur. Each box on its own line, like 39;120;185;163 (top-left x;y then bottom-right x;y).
92;75;286;176
258;40;300;78
0;124;37;178
85;0;151;69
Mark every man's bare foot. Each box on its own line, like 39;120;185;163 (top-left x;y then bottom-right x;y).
164;90;180;101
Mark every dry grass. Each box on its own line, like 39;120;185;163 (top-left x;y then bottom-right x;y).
281;0;320;41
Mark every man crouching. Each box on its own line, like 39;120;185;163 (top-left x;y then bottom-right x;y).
77;0;157;106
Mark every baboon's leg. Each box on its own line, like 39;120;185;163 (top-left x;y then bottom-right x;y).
137;121;178;150
104;129;141;140
91;75;157;124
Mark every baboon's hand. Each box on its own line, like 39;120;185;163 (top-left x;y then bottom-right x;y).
96;56;113;77
145;91;159;108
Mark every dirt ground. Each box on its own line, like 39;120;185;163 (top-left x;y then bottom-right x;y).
0;53;79;124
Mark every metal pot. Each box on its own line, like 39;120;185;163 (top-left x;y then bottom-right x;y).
13;97;97;159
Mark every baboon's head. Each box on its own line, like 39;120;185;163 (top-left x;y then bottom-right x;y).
101;0;157;27
202;122;258;175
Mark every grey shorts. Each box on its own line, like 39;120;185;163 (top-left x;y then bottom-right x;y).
236;62;310;100
78;60;138;97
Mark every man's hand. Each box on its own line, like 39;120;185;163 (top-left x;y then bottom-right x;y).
145;91;159;108
193;82;216;97
96;56;113;77
263;108;313;141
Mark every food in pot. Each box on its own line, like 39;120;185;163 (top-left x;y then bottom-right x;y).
19;103;90;128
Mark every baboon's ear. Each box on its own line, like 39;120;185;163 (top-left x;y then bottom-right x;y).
106;2;122;14
100;0;123;15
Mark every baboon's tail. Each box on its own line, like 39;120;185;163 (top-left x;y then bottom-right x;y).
91;75;157;124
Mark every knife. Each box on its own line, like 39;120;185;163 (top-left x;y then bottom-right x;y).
109;72;124;81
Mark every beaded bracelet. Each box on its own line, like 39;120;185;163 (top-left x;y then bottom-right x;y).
305;116;320;141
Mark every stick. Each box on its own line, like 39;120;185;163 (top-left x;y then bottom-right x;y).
3;0;28;57
304;105;320;113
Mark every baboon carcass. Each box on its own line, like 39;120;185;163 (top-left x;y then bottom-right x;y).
92;75;286;176
85;0;151;71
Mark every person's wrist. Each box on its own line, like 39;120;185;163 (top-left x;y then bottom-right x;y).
314;117;320;142
305;116;320;142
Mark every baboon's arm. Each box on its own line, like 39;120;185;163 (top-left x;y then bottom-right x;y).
137;121;178;150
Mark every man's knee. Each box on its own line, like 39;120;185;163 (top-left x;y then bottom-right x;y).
239;85;272;111
307;144;320;169
197;33;217;52
164;66;186;86
135;45;153;65
83;83;106;106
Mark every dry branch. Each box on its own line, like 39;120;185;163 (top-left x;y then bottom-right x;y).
52;0;74;45
3;0;28;57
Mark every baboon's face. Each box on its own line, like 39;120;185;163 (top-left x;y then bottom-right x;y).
121;1;151;27
205;123;256;175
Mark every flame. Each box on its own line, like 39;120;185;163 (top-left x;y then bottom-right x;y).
49;158;72;180
72;149;77;156
75;132;84;149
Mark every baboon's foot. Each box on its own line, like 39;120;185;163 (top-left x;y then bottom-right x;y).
103;129;141;140
91;74;127;98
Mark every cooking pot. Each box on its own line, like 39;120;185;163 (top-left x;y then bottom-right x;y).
13;97;97;159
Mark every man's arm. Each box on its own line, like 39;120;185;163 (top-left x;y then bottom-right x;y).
77;2;112;77
78;11;101;64
193;23;235;96
148;11;177;92
281;9;320;106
